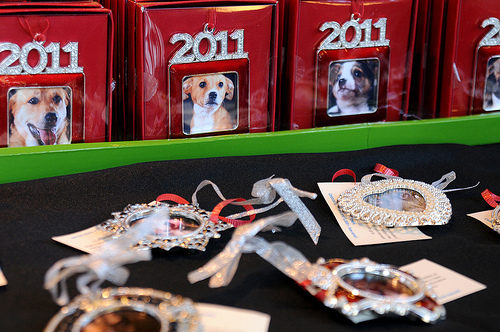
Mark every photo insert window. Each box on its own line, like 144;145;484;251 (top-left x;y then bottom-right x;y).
182;72;239;135
8;86;72;147
327;58;379;117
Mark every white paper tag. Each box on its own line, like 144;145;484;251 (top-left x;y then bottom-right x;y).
401;259;486;304
467;210;495;230
318;182;431;246
0;265;7;286
195;303;270;332
52;226;114;254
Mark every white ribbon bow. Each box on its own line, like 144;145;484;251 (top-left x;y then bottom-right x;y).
44;206;169;306
188;211;329;288
190;177;321;243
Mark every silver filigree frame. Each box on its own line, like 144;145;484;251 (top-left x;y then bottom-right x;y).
98;202;233;251
307;258;446;324
44;287;201;332
337;178;452;227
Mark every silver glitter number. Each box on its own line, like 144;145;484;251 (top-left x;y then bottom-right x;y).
169;33;196;64
0;41;83;75
193;31;218;62
62;42;84;73
230;29;248;59
170;28;248;64
373;18;390;46
318;18;390;51
19;42;48;74
44;42;61;73
0;43;22;75
215;31;231;60
479;17;500;47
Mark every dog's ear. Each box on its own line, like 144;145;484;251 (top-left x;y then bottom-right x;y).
8;89;17;114
329;64;341;88
8;88;17;100
224;76;235;100
62;87;71;104
182;77;193;100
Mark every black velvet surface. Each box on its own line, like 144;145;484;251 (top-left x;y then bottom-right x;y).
0;143;499;331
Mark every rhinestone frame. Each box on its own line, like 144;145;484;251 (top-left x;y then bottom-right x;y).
98;202;233;251
44;287;201;332
337;178;452;227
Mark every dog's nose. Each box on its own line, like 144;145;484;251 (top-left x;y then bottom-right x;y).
338;78;347;88
209;91;217;100
45;112;58;125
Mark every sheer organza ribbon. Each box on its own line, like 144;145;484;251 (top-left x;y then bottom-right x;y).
188;211;330;288
44;206;169;306
230;177;321;244
19;16;49;43
161;177;321;243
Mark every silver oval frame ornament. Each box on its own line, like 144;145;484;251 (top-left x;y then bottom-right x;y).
337;178;452;227
303;258;446;324
44;287;201;332
99;202;233;251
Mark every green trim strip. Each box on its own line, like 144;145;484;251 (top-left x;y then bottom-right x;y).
1;113;499;184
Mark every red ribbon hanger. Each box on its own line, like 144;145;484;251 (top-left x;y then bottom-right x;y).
19;16;49;43
481;189;500;208
351;0;364;20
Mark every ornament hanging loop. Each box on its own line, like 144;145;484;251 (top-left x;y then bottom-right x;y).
18;16;50;44
203;23;215;34
204;8;217;34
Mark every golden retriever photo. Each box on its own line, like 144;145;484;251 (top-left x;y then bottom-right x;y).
8;86;71;147
182;73;237;134
483;56;500;111
327;59;378;116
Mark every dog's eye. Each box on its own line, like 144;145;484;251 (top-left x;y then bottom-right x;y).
28;97;39;105
199;82;206;88
353;69;363;78
53;95;62;104
218;82;224;88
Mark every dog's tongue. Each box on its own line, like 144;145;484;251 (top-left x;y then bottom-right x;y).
39;128;56;145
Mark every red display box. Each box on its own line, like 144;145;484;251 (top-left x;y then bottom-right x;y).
126;0;278;140
281;0;418;129
439;0;500;117
0;2;113;147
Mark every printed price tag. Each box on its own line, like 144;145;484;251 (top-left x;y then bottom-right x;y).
468;210;496;230
401;259;486;304
52;226;114;254
196;303;270;332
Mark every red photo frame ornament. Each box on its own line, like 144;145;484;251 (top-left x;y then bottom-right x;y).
282;0;417;129
130;2;278;140
0;6;113;146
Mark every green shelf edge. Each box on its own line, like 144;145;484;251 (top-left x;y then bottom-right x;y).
1;112;499;184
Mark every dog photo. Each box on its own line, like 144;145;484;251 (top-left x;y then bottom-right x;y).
327;58;379;117
483;56;500;111
8;86;71;147
182;72;238;135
